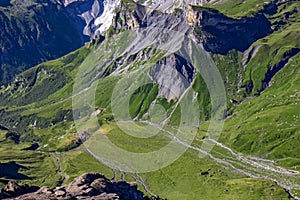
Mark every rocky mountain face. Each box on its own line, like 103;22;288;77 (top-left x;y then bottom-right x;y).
186;6;272;54
55;0;213;38
0;0;84;84
0;0;277;106
0;173;162;200
56;0;120;37
150;54;195;100
0;0;299;199
0;0;294;133
105;0;272;100
0;0;118;84
0;0;268;85
112;1;272;54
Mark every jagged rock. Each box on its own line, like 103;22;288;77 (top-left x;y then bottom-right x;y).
57;0;120;37
2;173;163;200
54;190;66;197
112;2;188;33
186;5;272;54
150;54;195;101
0;181;39;199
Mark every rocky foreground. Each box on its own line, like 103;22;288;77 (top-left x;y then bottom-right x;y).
0;173;163;200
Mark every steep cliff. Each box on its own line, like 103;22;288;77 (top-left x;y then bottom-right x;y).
186;5;272;54
57;0;120;37
111;1;272;55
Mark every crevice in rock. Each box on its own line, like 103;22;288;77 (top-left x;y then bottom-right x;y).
260;48;300;93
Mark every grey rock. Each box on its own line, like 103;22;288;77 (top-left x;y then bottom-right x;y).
2;173;164;200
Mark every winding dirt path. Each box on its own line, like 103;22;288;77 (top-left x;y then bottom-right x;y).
113;120;300;199
46;118;300;199
130;173;156;197
50;152;69;186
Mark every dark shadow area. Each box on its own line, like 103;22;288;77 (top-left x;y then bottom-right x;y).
195;8;272;54
0;181;39;199
22;142;39;151
0;179;9;185
0;161;30;180
5;132;20;144
0;0;11;7
0;125;8;131
260;48;300;93
0;1;84;84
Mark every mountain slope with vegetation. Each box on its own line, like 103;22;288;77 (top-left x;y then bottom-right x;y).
0;0;87;84
0;0;299;199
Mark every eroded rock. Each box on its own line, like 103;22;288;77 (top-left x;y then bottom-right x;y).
1;173;163;200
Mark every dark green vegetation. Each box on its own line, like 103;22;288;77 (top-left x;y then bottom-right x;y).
0;0;299;199
0;0;85;84
205;0;300;165
221;53;300;164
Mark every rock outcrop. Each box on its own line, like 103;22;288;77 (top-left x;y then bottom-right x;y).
112;2;189;32
150;54;195;100
112;1;272;55
57;0;120;37
56;0;212;38
186;5;272;54
109;1;273;100
0;173;163;200
0;182;39;199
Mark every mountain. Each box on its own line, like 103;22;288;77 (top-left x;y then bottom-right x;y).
0;0;212;85
0;0;85;84
56;0;120;37
0;0;299;199
0;0;121;84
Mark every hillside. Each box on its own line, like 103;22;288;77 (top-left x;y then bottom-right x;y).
0;0;87;84
0;0;299;199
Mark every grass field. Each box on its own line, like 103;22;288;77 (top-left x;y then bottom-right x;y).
0;1;299;199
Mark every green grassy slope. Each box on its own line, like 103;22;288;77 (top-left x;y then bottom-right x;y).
221;53;300;165
0;1;299;199
208;0;268;18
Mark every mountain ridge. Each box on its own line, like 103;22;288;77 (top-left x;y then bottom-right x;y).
0;0;299;199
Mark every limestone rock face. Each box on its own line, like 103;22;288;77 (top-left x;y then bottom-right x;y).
56;0;120;37
56;0;211;38
186;5;272;54
150;54;195;101
0;173;163;200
